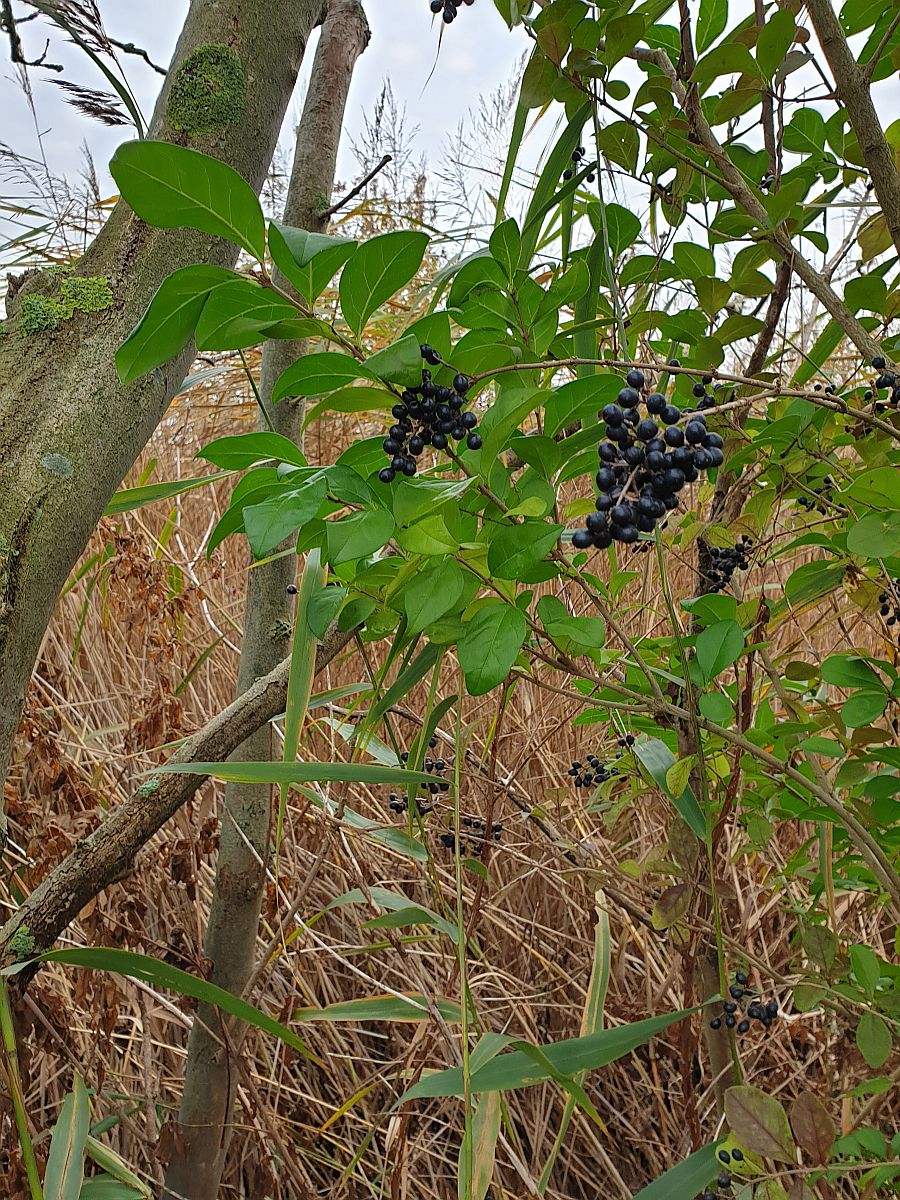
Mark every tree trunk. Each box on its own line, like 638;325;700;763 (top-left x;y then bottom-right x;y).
0;0;327;825
162;5;369;1199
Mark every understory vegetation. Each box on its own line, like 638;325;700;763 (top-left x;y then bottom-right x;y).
1;0;899;1197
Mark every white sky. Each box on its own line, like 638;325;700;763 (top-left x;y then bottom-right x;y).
1;1;525;207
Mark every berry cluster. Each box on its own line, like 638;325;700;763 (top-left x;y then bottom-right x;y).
687;369;721;411
702;537;753;594
878;580;900;628
708;971;780;1036
562;144;595;184
571;368;724;551
399;740;452;796
798;475;834;514
429;0;474;22
568;753;619;788
700;1148;746;1199
440;817;503;855
389;791;433;817
378;346;480;484
861;355;900;414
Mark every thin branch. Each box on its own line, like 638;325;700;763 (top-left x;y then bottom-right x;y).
320;152;391;218
805;0;900;258
107;37;166;75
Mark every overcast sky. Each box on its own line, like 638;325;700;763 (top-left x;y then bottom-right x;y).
1;2;525;213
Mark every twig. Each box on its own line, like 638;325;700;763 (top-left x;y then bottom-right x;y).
1;0;62;69
108;37;166;75
320;153;391;219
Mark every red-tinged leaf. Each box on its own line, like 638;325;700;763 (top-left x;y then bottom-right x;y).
724;1085;796;1164
651;883;692;931
789;1092;835;1165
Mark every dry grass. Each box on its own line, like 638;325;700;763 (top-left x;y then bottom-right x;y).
1;350;895;1200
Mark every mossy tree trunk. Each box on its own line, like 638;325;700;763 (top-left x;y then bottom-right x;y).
161;5;369;1199
0;0;327;828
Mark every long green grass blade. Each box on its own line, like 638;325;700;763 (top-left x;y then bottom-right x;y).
44;1072;89;1200
631;1142;723;1199
538;888;611;1192
277;548;326;857
155;761;434;786
83;1137;150;1197
400;1008;695;1101
17;948;316;1061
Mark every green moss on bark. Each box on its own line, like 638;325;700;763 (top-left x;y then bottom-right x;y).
167;44;246;135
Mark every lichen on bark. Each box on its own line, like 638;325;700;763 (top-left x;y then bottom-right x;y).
167;43;246;135
17;274;113;336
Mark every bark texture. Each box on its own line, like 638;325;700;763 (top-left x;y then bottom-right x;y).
0;0;327;822
163;5;370;1198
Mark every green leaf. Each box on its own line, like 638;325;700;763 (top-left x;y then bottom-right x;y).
698;692;733;723
847;512;900;558
459;1092;501;1200
366;334;426;387
326;508;395;566
268;222;356;303
821;655;884;689
487;521;562;580
757;9;796;79
542;614;606;650
633;738;706;840
399;1008;694;1100
724;1085;796;1163
457;604;527;696
109;141;265;260
841;691;887;727
632;1142;722;1199
850;944;881;998
692;43;759;83
83;1138;150;1196
847;467;900;509
784;560;846;605
104;472;230;516
327;886;459;942
490;217;522;281
243;479;326;558
694;620;744;682
397;510;461;556
272;352;377;400
45;1072;89;1200
198;432;307;471
803;925;838;969
79;1180;147;1199
294;993;461;1023
115;264;236;384
194;279;301;350
404;559;467;634
856;1012;892;1068
696;0;727;52
367;643;444;727
339;230;429;334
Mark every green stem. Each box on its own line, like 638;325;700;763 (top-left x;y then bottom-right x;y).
0;978;43;1200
